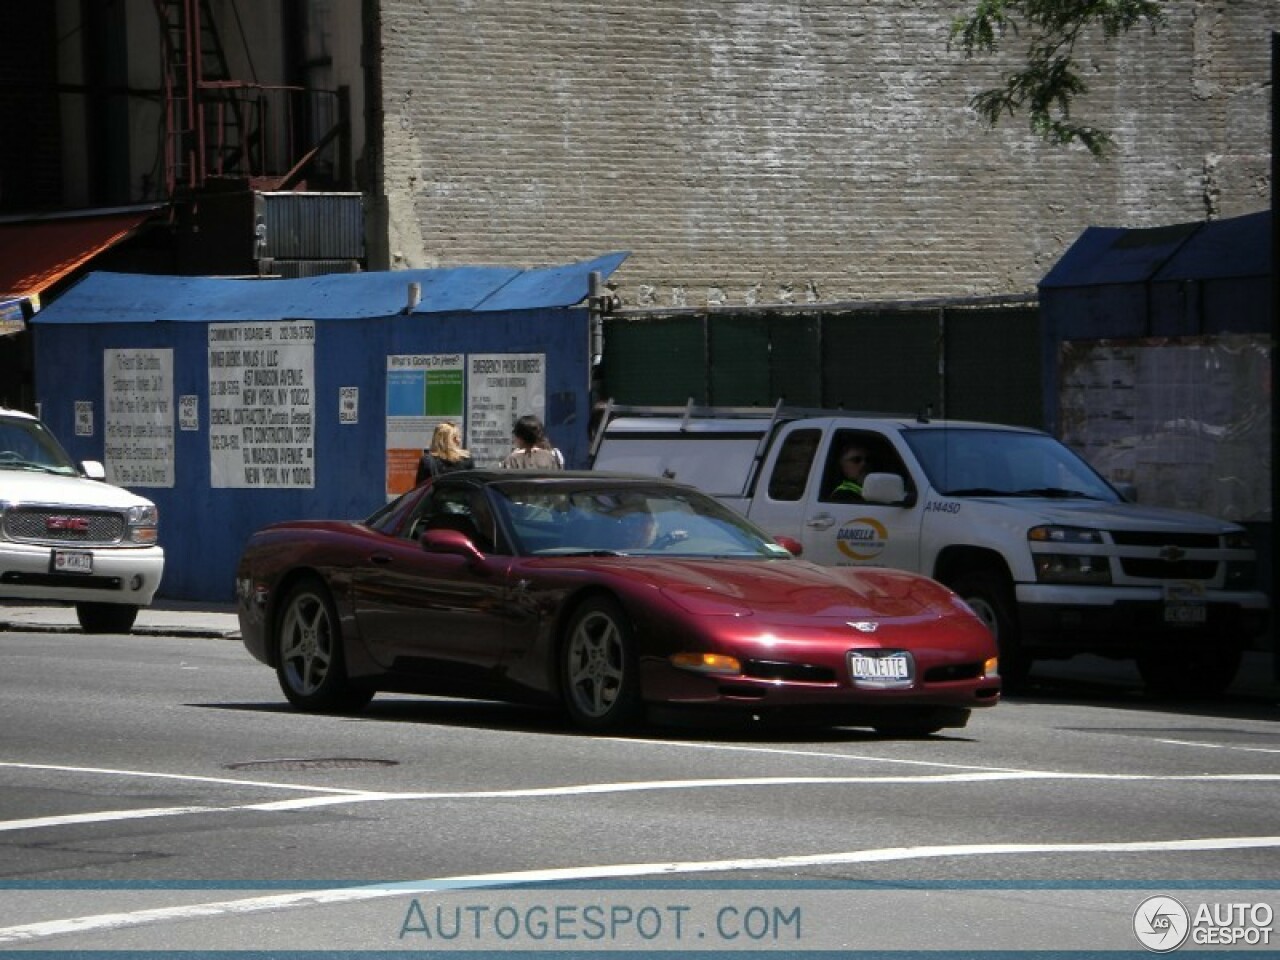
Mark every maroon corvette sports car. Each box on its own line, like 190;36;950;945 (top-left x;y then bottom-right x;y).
236;472;1000;734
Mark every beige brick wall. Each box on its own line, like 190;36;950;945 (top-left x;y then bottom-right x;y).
377;1;1274;306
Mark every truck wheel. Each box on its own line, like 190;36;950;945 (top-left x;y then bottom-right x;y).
949;571;1029;687
76;602;139;634
1136;640;1242;700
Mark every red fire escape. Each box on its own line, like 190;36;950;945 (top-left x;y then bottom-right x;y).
152;0;347;196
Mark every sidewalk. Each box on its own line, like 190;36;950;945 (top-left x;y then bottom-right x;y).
0;600;240;639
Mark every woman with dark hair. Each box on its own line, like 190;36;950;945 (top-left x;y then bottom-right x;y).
500;414;564;470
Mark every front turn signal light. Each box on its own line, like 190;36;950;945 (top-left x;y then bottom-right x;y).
984;657;999;678
670;652;742;675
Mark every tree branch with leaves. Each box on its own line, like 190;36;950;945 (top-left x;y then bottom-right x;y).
950;0;1167;156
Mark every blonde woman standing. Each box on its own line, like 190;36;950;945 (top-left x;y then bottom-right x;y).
415;421;475;485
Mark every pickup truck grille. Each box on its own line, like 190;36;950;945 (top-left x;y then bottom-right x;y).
1119;558;1218;580
2;507;126;546
1110;531;1219;549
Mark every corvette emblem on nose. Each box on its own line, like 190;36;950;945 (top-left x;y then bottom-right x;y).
848;621;879;633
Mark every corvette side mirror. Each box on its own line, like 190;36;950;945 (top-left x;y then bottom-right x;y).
420;528;485;563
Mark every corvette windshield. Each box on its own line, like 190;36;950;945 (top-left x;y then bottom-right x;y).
493;483;791;559
904;428;1120;501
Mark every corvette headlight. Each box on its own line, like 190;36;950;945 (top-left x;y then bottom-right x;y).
126;504;159;545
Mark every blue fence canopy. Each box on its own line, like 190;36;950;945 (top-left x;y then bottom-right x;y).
32;251;629;324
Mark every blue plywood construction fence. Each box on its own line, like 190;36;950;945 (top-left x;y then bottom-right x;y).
30;253;627;601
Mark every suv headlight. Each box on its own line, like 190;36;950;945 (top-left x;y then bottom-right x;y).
126;504;159;545
1029;526;1110;584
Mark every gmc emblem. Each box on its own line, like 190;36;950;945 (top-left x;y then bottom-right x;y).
47;516;90;532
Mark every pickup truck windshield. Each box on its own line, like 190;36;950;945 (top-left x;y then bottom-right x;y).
903;428;1121;502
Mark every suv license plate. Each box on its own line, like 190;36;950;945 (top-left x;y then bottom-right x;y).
1163;582;1206;624
53;550;94;574
849;651;914;689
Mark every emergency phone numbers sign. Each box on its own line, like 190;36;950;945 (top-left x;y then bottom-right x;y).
207;320;315;488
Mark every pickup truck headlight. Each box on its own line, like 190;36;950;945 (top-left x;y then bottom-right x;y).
1223;530;1257;589
126;504;159;545
1028;525;1103;545
1033;554;1112;584
1029;526;1110;584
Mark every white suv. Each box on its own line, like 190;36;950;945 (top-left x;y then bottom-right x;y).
0;407;164;633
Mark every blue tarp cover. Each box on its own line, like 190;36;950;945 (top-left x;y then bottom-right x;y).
31;251;629;324
1039;210;1269;289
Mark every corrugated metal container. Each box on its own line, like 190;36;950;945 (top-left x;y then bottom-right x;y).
264;259;362;279
255;192;364;260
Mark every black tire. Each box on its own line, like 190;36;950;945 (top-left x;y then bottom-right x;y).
560;597;642;730
274;577;373;713
1137;639;1243;700
76;602;139;634
949;570;1029;687
873;707;969;738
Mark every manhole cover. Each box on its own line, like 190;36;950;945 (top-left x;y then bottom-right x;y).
225;757;399;771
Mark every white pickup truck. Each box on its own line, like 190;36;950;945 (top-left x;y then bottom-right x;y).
589;402;1269;696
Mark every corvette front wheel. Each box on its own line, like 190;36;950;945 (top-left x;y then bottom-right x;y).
560;597;642;730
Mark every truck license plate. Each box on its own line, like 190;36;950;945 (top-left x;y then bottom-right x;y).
1163;582;1206;624
53;550;94;574
849;651;913;688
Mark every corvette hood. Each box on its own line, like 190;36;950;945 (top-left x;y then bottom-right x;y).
609;557;955;622
0;468;154;510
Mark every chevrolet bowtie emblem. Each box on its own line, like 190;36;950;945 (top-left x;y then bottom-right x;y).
848;621;879;633
1159;545;1186;562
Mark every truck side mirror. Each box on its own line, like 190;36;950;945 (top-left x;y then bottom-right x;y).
862;472;908;505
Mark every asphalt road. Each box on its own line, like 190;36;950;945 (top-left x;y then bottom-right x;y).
1;627;1276;954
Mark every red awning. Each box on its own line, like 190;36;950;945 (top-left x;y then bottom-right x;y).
0;210;157;304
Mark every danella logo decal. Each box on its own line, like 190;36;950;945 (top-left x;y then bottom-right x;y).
836;517;888;561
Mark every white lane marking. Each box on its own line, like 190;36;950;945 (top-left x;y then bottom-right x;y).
2;766;1278;831
0;761;372;794
602;735;1030;772
2;835;1278;944
1155;738;1280;755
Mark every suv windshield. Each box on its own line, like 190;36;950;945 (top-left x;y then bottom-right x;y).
0;415;81;476
904;428;1120;502
493;482;792;559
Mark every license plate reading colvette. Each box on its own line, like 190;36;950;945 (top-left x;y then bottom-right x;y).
849;651;914;688
53;550;93;574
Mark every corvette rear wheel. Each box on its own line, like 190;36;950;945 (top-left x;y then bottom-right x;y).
275;577;372;713
560;597;642;730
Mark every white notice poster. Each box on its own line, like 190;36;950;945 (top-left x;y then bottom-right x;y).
466;353;547;467
103;349;175;487
208;320;316;488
